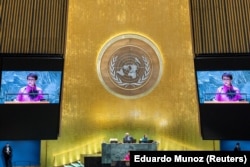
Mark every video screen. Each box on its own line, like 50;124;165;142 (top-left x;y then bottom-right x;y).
196;71;250;104
194;54;250;140
0;55;64;140
0;71;62;104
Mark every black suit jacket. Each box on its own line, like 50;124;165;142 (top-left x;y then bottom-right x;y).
2;146;13;158
123;136;133;143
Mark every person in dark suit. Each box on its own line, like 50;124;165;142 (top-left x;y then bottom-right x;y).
123;132;133;143
140;134;148;143
234;142;241;152
2;143;13;167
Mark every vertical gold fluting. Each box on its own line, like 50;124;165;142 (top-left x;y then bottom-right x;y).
42;0;218;166
0;0;68;54
190;0;250;54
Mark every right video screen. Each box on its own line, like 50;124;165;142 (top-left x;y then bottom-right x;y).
194;54;250;140
196;70;250;104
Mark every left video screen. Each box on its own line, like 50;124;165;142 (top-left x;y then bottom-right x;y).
0;55;64;140
1;71;62;104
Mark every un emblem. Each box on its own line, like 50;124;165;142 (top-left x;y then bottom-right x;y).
97;34;162;99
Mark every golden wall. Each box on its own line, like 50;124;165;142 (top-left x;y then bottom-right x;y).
41;0;219;166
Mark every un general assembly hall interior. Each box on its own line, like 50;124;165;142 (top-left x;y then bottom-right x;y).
0;0;250;167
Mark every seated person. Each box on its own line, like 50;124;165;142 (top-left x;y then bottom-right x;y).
140;134;148;143
123;132;134;143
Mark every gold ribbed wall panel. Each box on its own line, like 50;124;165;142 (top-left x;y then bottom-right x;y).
40;0;218;166
0;0;68;54
190;0;250;54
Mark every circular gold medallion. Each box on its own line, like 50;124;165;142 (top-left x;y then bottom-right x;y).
97;34;162;99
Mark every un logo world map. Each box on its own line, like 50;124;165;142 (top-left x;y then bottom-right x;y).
97;34;162;99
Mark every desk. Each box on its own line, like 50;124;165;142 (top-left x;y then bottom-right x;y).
204;101;249;104
101;143;158;164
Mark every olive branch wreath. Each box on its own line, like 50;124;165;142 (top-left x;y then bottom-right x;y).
110;55;150;88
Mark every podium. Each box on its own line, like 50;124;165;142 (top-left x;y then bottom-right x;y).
4;101;50;104
3;93;50;103
204;101;249;104
203;93;248;103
